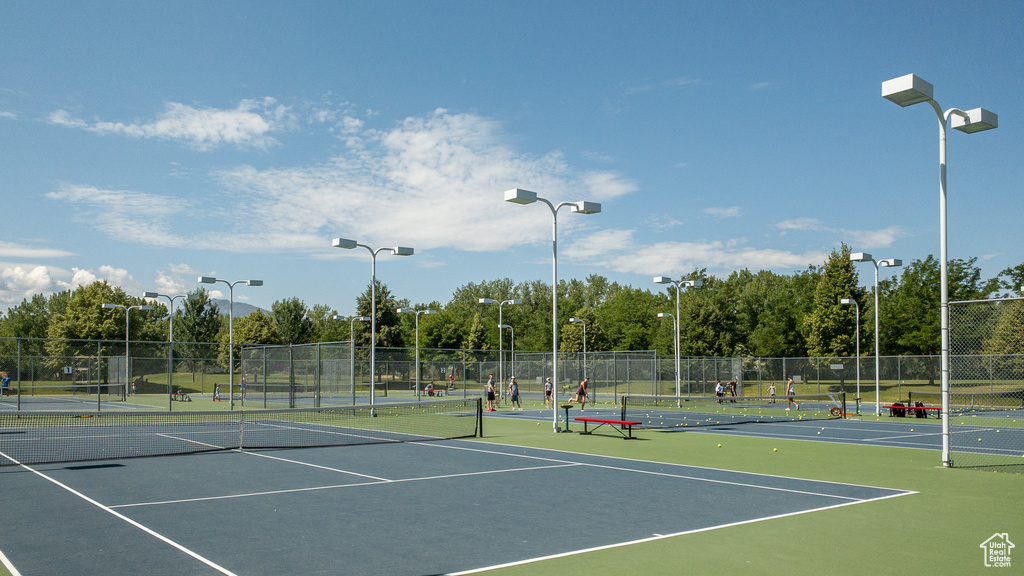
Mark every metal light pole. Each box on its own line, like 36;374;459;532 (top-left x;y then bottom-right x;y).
850;254;901;416
398;308;436;400
499;323;515;383
198;277;262;409
479;297;521;405
333;238;413;409
654;277;702;396
505;188;601;432
882;73;998;467
656;312;676;397
101;303;152;401
145;291;201;410
839;298;861;414
335;315;371;405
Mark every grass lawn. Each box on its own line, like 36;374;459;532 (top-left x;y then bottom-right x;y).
471;414;1024;575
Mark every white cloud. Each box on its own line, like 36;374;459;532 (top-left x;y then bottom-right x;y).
567;231;828;276
0;265;59;306
47;184;191;247
0;111;16;120
775;219;906;249
0;241;74;259
776;217;823;231
48;98;290;150
0;263;141;309
750;81;776;91
704;206;742;219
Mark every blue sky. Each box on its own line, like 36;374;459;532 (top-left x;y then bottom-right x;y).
1;1;1021;315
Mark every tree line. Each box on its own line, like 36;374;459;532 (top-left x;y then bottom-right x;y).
1;246;1021;361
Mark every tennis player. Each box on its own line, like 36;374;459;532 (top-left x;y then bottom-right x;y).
509;376;521;410
543;377;553;407
786;377;799;410
574;377;589;411
767;382;776;403
485;375;496;411
213;382;221;402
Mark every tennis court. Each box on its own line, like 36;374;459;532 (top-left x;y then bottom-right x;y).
0;432;910;575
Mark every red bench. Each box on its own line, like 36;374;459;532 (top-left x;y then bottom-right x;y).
574;417;642;439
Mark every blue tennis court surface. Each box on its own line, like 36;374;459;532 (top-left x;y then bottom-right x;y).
0;438;911;575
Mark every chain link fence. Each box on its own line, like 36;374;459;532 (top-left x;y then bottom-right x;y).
949;297;1024;472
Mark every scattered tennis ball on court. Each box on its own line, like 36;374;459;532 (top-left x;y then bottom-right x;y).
717;443;721;448
817;432;820;435
773;448;777;452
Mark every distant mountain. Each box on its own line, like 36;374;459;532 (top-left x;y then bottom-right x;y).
208;299;269;318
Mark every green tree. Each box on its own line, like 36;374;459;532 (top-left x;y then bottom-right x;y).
271;297;312;345
805;244;860;357
355;282;406;348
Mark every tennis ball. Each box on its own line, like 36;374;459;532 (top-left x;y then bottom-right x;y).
773;448;778;452
979;438;983;442
817;432;821;435
717;444;721;448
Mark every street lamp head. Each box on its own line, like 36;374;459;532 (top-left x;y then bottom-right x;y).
879;258;903;268
101;303;118;309
198;276;217;284
839;298;855;305
187;293;202;300
569;317;584;324
423;309;437;316
507;299;522;305
332;237;358;249
392;247;414;256
356;316;371;321
850;252;873;262
882;74;934;107
143;291;159;298
571;201;601;214
138;305;153;311
397;308;412;314
657;312;673;318
681;279;703;288
504;188;538;205
498;324;512;329
246;280;263;287
653;276;674;284
478;298;496;304
951;107;998;134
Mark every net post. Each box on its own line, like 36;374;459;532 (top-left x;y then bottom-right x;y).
620;396;627;421
238;409;245;450
476;397;483;437
842;391;847;419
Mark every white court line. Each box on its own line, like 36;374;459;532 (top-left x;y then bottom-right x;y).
0;546;22;576
436;438;916;493
0;450;239;576
448;490;913;575
112;462;580;508
418;441;899;500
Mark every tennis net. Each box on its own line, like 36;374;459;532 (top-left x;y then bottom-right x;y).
621;392;846;429
0;398;482;467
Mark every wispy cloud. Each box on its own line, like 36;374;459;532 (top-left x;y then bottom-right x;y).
565;229;827;275
0;111;16;120
48;108;638;256
750;81;776;91
48;98;290;150
624;76;700;95
0;241;74;259
776;218;906;249
705;206;742;219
